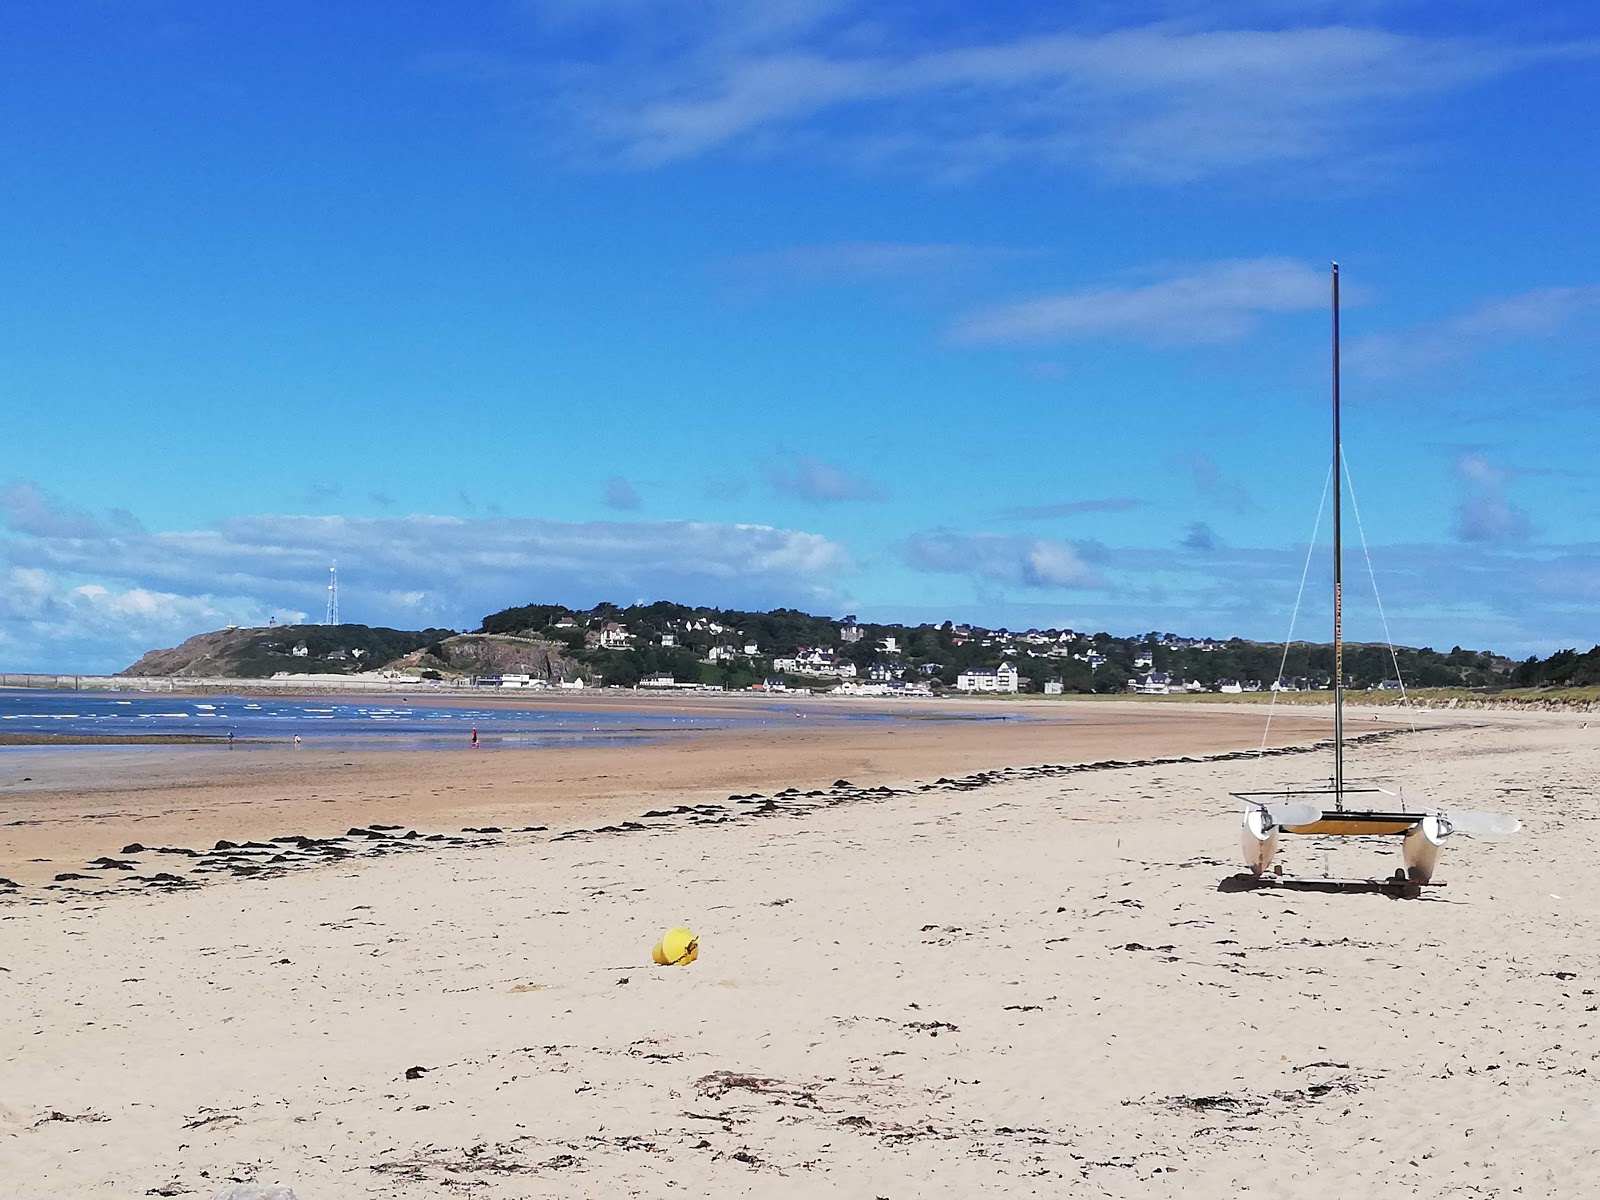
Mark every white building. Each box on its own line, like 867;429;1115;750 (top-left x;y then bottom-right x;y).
956;662;1020;693
1131;670;1171;695
1044;677;1064;695
773;648;858;679
596;622;632;650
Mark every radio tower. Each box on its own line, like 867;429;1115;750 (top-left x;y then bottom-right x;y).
325;560;340;626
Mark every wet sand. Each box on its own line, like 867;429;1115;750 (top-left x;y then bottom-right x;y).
1;700;1334;890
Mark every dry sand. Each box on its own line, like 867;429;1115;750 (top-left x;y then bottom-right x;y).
2;702;1595;1198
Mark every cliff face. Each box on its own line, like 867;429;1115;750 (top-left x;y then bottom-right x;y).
120;624;460;678
122;628;270;677
389;634;579;681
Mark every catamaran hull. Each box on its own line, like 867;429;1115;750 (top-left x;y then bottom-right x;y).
1241;809;1279;876
1402;815;1445;884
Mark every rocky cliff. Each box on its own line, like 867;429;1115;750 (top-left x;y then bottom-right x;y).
389;634;580;681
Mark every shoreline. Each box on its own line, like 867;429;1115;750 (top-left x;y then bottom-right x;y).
2;700;1347;893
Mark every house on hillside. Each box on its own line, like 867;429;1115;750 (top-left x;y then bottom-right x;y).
956;662;1020;694
1044;677;1064;695
589;622;632;650
1131;670;1171;695
773;648;857;679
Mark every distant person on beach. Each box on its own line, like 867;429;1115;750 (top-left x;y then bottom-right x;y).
293;734;301;748
228;731;234;747
470;727;479;749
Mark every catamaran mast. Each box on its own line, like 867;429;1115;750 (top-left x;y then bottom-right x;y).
1331;262;1345;808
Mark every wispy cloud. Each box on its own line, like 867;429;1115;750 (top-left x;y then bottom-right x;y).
0;481;855;672
995;497;1148;520
952;258;1329;346
0;479;137;540
1349;284;1600;377
1179;451;1258;513
1452;453;1531;544
1182;521;1221;551
491;9;1597;182
603;475;643;510
730;241;1026;285
767;453;884;503
902;531;1105;589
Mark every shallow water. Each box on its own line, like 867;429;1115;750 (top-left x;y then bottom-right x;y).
0;689;895;751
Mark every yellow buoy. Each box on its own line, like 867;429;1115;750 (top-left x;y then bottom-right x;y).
653;926;699;966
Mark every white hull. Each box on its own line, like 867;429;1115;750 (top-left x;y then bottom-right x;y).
1240;808;1279;876
1402;815;1444;884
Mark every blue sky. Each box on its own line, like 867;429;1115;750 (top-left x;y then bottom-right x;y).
3;1;1598;672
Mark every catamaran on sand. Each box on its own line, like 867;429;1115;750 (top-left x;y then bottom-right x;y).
1237;264;1519;890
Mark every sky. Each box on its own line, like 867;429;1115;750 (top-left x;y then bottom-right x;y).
3;1;1599;673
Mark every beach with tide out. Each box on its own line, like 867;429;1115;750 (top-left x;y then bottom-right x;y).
2;693;1596;1198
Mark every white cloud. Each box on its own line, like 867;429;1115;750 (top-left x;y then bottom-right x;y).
902;531;1105;589
952;258;1328;346
0;567;292;675
1348;284;1600;377
0;485;856;672
498;9;1598;182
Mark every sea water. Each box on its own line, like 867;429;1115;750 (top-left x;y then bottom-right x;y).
0;689;881;751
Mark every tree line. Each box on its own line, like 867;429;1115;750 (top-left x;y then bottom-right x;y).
472;600;1537;692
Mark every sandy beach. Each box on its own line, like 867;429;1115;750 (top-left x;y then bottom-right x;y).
3;701;1595;1197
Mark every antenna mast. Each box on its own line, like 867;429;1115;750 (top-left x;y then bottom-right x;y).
326;560;340;626
1331;263;1345;809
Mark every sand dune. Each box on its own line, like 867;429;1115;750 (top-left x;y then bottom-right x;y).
2;706;1595;1197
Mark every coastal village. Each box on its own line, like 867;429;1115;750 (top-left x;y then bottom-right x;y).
424;604;1505;697
122;602;1512;695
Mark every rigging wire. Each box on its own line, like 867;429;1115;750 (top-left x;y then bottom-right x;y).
1259;463;1334;756
1342;453;1431;789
